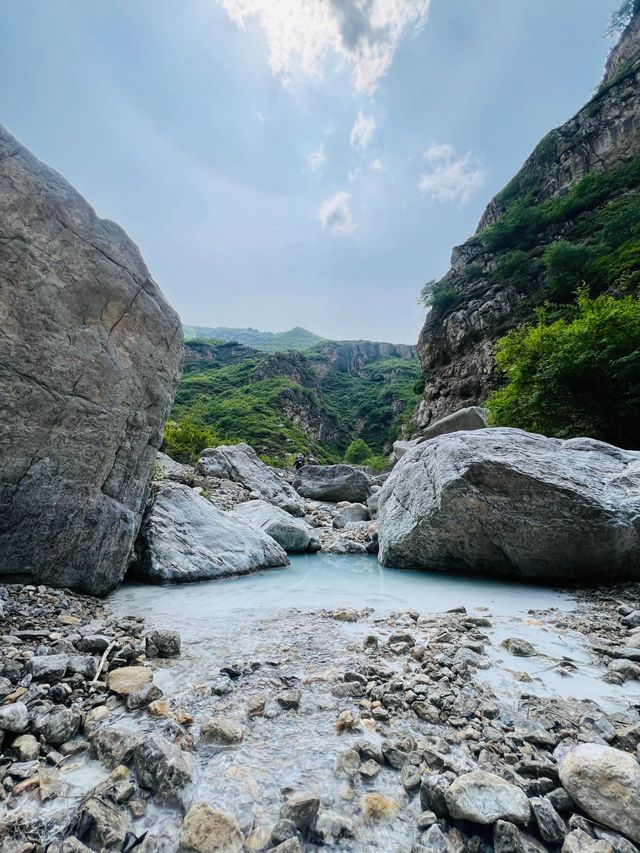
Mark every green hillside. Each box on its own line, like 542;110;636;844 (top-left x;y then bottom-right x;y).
163;340;420;466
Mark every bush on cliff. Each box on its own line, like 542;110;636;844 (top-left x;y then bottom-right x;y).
162;404;219;464
486;293;640;449
344;439;373;464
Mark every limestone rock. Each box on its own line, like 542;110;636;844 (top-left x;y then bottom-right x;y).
136;481;289;582
378;429;640;582
31;706;81;746
228;500;312;552
196;443;304;516
0;124;183;595
145;628;181;658
180;802;244;853
420;406;488;441
106;666;152;696
562;829;615;853
200;718;244;745
444;770;531;825
559;743;640;843
293;464;372;503
279;792;320;832
0;702;29;733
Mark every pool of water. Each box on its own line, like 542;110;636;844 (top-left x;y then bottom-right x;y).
111;553;574;620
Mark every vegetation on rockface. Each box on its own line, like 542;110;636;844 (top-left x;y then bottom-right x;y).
162;341;421;467
486;293;640;449
607;0;640;36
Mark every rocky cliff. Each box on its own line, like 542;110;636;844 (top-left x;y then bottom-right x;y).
414;13;640;429
0;125;183;595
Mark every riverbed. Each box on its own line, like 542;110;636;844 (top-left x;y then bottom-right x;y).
101;554;634;850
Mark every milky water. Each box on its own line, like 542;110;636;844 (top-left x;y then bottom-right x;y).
103;555;633;849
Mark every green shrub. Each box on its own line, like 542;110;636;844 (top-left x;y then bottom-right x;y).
363;454;390;474
486;293;640;449
162;415;219;465
420;279;457;312
345;438;373;465
543;240;592;301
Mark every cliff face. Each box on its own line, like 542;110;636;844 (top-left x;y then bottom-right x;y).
414;14;640;430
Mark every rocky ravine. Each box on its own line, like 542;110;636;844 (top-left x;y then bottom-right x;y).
0;124;183;596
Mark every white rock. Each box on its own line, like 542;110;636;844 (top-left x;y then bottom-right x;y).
229;500;312;552
444;770;531;825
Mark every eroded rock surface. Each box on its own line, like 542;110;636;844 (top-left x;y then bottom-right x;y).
293;464;371;503
0;124;183;595
378;428;640;582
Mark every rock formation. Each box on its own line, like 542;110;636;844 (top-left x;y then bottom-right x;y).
196;443;305;516
414;13;640;429
0;124;183;595
293;464;372;504
229;499;317;553
378;428;640;582
135;481;289;582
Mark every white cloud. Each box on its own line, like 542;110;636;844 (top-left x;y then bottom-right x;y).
306;143;326;174
418;143;484;205
316;190;357;236
350;111;376;150
369;157;385;172
347;168;360;183
218;0;431;94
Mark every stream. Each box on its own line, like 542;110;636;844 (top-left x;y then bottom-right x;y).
84;554;630;850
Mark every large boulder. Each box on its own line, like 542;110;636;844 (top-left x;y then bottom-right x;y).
444;770;531;825
420;406;488;441
0;125;183;595
293;465;371;503
196;444;304;516
559;743;640;843
136;481;288;582
229;500;313;552
378;428;640;582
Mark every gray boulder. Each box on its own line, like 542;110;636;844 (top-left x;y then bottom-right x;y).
379;429;640;582
333;503;371;529
196;443;304;516
136;481;288;582
559;743;640;843
419;406;488;441
0;124;183;595
133;733;195;806
229;500;313;552
293;465;371;503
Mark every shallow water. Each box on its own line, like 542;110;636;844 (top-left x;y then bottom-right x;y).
104;555;631;849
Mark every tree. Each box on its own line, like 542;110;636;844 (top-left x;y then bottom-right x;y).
344;438;373;465
543;240;591;301
486;293;640;449
420;279;457;312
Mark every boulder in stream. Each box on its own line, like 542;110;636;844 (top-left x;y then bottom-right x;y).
378;428;640;582
229;499;313;552
136;481;288;582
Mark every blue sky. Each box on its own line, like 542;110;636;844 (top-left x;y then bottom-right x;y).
1;0;621;343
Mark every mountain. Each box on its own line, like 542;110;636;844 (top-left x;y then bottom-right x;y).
182;324;325;353
166;338;419;464
413;11;640;431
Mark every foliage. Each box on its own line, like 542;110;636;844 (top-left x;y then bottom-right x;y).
362;454;390;474
161;403;219;465
420;279;457;312
543;240;592;301
344;438;373;464
486;293;640;449
166;343;421;467
606;0;640;36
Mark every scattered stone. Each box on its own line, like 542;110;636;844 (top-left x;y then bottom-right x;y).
31;706;81;746
562;829;615;853
126;682;163;710
201;718;244;745
180;801;244;853
133;734;195;805
279;792;320;832
106;666;153;695
559;743;640;843
145;629;181;658
277;689;301;710
501;638;537;657
0;702;29;733
362;792;399;823
530;796;568;843
445;770;531;825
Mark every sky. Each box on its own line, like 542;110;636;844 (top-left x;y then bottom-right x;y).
1;0;622;344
